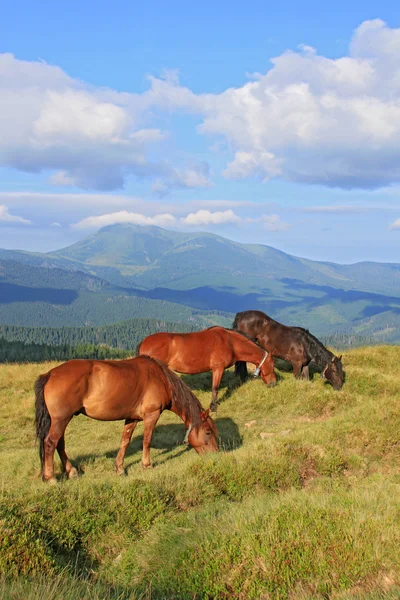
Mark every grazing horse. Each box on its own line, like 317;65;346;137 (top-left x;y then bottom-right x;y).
34;355;218;483
233;310;344;390
137;326;277;411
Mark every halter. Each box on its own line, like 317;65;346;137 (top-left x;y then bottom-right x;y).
183;423;193;445
253;351;269;377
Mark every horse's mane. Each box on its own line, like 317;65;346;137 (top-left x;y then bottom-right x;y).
294;326;334;365
145;356;203;429
207;326;259;344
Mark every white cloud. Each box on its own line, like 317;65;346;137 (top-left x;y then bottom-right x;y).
0;192;279;222
299;205;370;214
73;211;177;230
74;208;245;230
144;19;400;190
389;218;400;230
0;205;31;224
0;53;211;192
260;214;291;231
181;209;242;226
152;162;212;195
6;19;400;195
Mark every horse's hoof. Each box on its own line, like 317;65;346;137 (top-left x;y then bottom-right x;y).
142;463;153;470
210;404;217;413
44;477;57;485
68;467;79;480
115;466;125;476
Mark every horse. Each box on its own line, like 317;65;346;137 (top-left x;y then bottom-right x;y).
232;310;344;390
137;326;277;412
34;355;218;483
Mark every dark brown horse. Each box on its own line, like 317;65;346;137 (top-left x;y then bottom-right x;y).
233;310;344;390
35;355;218;483
137;326;277;412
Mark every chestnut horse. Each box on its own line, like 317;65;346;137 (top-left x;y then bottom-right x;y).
34;355;218;483
233;310;344;390
137;326;277;412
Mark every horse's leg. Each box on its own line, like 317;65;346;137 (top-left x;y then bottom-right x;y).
235;361;248;383
43;418;69;483
301;364;310;380
292;362;303;379
210;366;224;412
142;410;161;469
115;419;138;475
56;427;78;480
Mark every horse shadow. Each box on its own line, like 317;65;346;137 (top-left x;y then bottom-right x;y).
181;367;285;408
273;357;321;380
180;370;241;408
72;416;242;474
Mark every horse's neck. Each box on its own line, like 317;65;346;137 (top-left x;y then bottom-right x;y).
234;336;263;364
308;336;334;366
170;397;199;427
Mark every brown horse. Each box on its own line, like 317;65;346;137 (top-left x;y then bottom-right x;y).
34;355;218;483
233;310;344;390
137;326;277;412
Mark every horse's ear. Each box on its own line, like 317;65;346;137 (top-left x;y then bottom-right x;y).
338;355;342;361
201;409;210;421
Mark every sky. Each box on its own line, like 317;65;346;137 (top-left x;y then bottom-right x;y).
1;0;400;264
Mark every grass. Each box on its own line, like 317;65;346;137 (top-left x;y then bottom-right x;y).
0;347;400;598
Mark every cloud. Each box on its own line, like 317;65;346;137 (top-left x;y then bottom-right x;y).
73;211;177;230
181;209;242;226
151;162;212;196
389;219;400;230
145;19;400;190
0;205;31;224
0;53;211;192
260;214;291;231
74;208;245;230
299;205;370;214
6;19;400;195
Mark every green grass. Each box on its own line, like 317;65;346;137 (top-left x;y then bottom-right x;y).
1;347;400;598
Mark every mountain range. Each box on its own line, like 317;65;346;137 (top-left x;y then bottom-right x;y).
1;223;400;343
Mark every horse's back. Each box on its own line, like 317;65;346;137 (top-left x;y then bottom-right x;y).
138;332;174;362
43;356;170;421
138;327;232;374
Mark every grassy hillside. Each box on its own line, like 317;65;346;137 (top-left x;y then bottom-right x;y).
1;346;400;599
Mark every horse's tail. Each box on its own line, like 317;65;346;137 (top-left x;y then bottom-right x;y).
235;361;248;383
34;372;52;470
232;312;240;330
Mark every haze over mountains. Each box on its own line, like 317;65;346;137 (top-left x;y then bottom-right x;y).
1;223;400;343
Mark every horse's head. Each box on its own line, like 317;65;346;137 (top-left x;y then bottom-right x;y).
323;355;344;390
260;352;277;387
188;409;219;454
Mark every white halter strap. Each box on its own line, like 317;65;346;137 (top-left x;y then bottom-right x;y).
183;423;194;445
253;351;269;377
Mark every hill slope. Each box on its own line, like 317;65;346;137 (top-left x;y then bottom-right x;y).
1;346;400;599
1;224;400;341
50;224;400;296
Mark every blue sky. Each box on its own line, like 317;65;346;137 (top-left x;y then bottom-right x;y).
1;0;400;263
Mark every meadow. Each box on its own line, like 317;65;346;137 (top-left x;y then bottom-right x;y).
0;346;399;599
